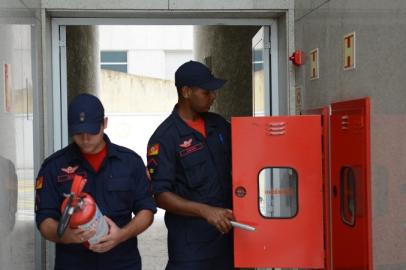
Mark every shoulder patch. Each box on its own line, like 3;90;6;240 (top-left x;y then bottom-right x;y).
35;176;43;190
147;144;159;156
147;157;158;175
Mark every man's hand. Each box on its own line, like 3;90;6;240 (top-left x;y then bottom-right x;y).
38;217;96;244
89;216;124;253
62;226;96;244
200;206;234;234
89;210;154;253
155;192;235;233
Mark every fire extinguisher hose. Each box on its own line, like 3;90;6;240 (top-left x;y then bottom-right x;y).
57;193;74;237
57;175;88;238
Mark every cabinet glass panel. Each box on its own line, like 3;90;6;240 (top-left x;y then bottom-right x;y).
258;167;298;218
340;166;356;226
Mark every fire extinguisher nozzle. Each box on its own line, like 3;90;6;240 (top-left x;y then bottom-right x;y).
57;193;75;237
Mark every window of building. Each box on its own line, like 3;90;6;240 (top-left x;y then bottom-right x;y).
100;51;128;73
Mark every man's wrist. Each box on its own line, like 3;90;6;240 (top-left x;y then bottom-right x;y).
197;203;210;219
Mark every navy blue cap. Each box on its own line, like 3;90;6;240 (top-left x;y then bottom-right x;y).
68;93;104;135
175;60;226;91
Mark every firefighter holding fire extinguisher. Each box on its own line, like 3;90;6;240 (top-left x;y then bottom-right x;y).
35;93;156;270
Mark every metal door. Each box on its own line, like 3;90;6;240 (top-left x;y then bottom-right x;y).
48;22;69;270
51;23;69;148
330;98;372;270
302;107;332;270
252;25;279;117
232;116;324;269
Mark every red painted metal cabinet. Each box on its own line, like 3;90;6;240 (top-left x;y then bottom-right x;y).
232;116;324;269
302;107;332;270
330;98;372;270
231;98;372;270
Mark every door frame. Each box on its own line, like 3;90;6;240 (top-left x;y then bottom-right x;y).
252;25;279;116
46;13;293;270
49;15;293;148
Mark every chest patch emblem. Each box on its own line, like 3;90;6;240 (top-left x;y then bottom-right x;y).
179;142;203;157
179;138;193;148
57;165;86;183
61;165;79;174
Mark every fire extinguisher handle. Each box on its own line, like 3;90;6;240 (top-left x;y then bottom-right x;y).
57;193;74;238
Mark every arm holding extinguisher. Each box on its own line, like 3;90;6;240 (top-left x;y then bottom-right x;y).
37;168;154;252
35;164;96;245
89;209;153;253
39;217;96;244
89;159;155;253
37;168;154;251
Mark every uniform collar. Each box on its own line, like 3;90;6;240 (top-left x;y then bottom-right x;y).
104;134;121;159
67;134;120;163
171;105;217;137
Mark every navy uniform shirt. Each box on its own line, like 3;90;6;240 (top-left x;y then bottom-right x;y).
35;135;156;270
147;109;232;262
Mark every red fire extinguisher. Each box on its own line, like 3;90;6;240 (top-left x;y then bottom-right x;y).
57;174;108;245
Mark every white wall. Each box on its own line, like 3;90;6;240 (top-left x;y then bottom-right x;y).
99;25;193;50
105;113;169;165
100;25;193;79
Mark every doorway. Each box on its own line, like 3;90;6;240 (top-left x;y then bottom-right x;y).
47;17;286;270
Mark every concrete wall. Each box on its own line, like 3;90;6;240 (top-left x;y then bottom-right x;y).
194;26;260;120
41;0;292;11
100;69;177;113
295;1;406;269
99;69;177;158
67;25;100;101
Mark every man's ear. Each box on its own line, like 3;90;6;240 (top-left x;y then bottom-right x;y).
181;86;191;99
103;117;108;130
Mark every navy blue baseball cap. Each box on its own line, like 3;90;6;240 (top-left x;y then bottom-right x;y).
68;93;104;135
175;60;226;91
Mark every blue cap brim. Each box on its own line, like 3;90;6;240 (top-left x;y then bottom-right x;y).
69;123;101;135
199;78;227;91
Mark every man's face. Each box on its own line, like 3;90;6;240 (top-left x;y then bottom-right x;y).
188;87;217;113
72;118;107;154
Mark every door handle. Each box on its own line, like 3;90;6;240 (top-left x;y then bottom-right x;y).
230;221;256;232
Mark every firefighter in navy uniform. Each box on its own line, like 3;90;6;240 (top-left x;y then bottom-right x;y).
35;93;156;270
147;61;234;270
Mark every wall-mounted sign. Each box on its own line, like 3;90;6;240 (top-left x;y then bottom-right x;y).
310;48;319;80
344;32;356;70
